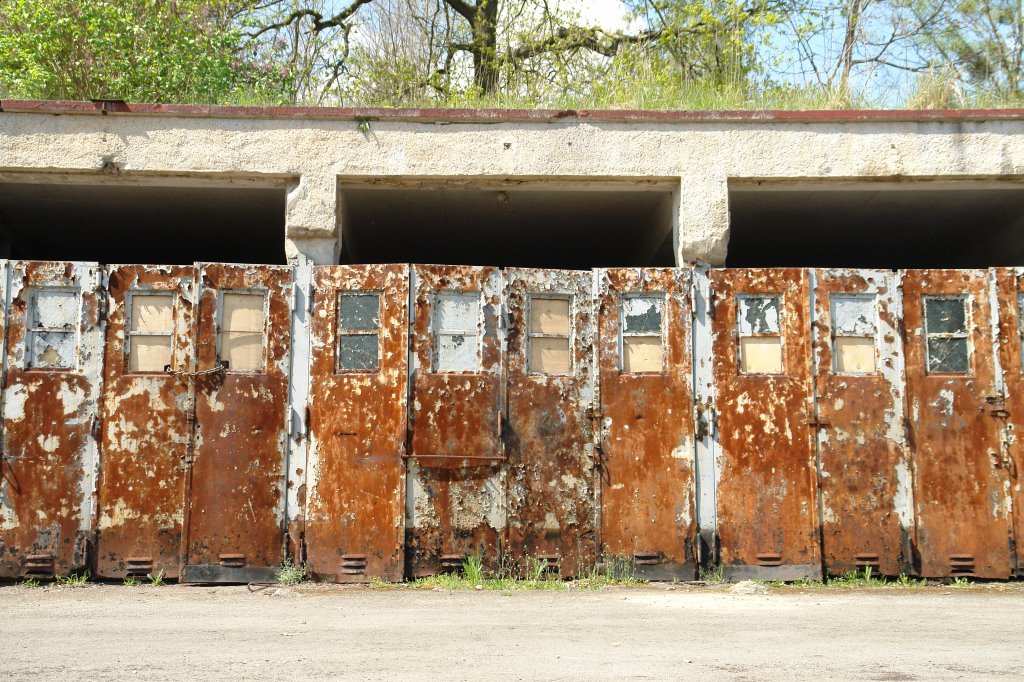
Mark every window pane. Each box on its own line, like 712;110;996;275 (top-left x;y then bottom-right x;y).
436;333;479;372
927;337;969;374
740;336;783;374
832;296;875;337
338;334;379;371
32;290;77;330
623;296;663;334
220;331;264;372
623;336;663;373
436;292;479;332
131;294;173;333
222;293;264;333
737;296;781;335
130;336;172;373
835;336;876;373
530;298;570;336
339;293;379;332
30;331;76;369
530;336;570;374
925;297;967;334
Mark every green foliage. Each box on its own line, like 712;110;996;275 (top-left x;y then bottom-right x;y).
54;571;90;587
19;577;42;588
122;575;141;587
146;569;165;587
0;0;288;103
275;558;307;586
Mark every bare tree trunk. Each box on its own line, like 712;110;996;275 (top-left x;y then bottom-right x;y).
837;0;865;94
470;0;500;94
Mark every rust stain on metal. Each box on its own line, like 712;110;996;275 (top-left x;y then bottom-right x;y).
0;261;102;578
597;268;696;580
811;269;910;576
95;265;195;580
903;269;1012;578
504;268;595;577
182;263;291;582
993;268;1024;577
407;264;505;576
305;264;408;583
710;268;821;581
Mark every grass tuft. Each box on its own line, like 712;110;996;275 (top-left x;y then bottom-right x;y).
275;558;307;586
54;571;89;587
146;569;166;587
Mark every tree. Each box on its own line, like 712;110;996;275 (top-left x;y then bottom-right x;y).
0;0;285;102
248;0;785;103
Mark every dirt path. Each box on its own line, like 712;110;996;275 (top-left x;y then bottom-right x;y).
0;582;1021;681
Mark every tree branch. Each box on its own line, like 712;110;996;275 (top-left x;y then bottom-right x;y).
442;0;477;24
248;0;375;39
511;25;671;61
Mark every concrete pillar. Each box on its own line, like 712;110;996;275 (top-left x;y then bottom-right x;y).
678;175;731;266
284;174;338;265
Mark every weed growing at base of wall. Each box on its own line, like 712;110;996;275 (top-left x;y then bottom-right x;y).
147;570;165;587
276;558;307;586
54;571;89;587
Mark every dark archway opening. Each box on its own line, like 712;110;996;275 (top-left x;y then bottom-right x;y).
727;181;1024;269
0;180;287;264
339;185;676;269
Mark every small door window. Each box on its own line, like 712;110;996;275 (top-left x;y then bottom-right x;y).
433;291;480;372
620;294;664;373
28;289;79;369
337;292;380;372
737;294;783;374
923;296;970;374
218;292;266;372
529;296;572;374
128;293;174;372
830;295;877;374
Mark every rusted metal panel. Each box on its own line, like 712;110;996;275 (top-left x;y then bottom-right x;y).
596;268;696;580
710;268;821;581
305;264;408;583
504;268;595;577
95;265;196;580
903;269;1012;578
407;264;505;576
985;268;1022;577
181;263;292;583
810;269;912;576
0;261;104;579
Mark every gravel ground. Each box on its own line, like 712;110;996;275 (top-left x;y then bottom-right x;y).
0;581;1021;681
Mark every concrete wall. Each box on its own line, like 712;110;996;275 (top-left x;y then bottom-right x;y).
1;103;1023;265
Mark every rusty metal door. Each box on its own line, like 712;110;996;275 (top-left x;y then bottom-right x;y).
710;268;821;581
407;264;504;576
0;261;103;579
903;269;1012;578
96;265;197;580
306;264;408;583
810;269;912;577
181;264;292;583
596;268;696;580
992;268;1024;577
504;269;595;577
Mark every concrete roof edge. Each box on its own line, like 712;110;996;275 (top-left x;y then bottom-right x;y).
2;98;1024;124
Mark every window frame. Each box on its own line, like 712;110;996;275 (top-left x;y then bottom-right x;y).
335;290;382;374
736;292;785;376
922;294;971;375
26;287;80;372
829;293;879;376
125;289;176;374
215;288;269;374
432;289;483;374
527;293;574;376
618;292;666;375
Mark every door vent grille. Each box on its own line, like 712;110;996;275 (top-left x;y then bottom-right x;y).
439;554;466;572
633;551;663;566
341;554;367;575
218;553;246;568
756;553;783;567
24;554;54;578
854;553;881;570
948;555;975;576
125;557;154;576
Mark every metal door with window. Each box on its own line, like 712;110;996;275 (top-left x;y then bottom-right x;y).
811;269;912;576
0;261;103;579
903;269;1012;578
181;263;292;583
96;265;196;580
306;264;408;582
597;268;696;580
710;268;821;580
992;267;1024;577
407;264;505;576
504;269;595;577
